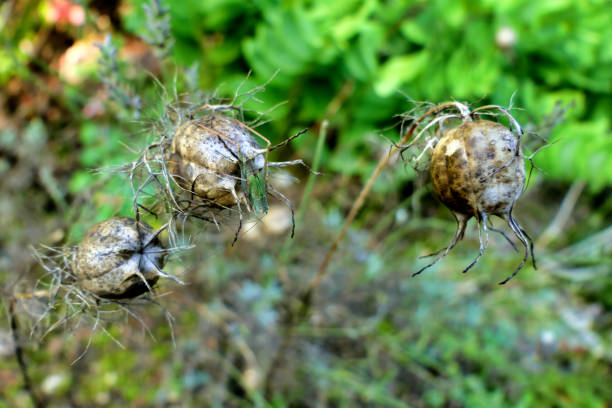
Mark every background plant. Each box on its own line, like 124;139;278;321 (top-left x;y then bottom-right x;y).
0;0;611;407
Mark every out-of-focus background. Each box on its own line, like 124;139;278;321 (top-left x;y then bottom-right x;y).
1;0;611;406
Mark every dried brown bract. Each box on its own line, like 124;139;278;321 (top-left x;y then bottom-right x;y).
402;102;536;284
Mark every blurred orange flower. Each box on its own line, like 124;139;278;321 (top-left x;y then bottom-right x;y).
45;0;86;27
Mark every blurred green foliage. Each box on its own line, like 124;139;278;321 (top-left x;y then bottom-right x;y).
121;0;611;189
3;0;609;198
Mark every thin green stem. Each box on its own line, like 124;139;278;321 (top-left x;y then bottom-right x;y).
277;120;328;266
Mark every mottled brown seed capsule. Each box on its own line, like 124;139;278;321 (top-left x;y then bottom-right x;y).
412;109;536;284
430;120;524;218
73;217;166;299
167;114;265;206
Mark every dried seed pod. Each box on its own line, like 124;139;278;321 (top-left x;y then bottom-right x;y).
431;120;523;218
407;103;536;284
167;114;265;208
156;108;311;243
73;217;166;299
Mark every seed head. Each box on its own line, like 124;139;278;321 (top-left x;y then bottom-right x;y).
73;217;166;299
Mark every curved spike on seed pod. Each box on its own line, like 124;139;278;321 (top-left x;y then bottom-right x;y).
72;217;179;299
471;105;523;136
399;101;471;154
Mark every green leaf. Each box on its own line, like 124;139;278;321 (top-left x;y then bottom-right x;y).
400;20;428;45
374;51;428;96
535;118;611;191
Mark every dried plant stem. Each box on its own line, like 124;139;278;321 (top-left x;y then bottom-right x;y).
264;130;405;399
306;102;463;300
537;180;586;248
309;152;397;290
264;102;464;400
8;297;46;408
324;80;355;119
13;290;52;300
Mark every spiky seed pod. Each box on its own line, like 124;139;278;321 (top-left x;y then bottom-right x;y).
409;103;536;284
73;217;166;299
167;114;265;207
